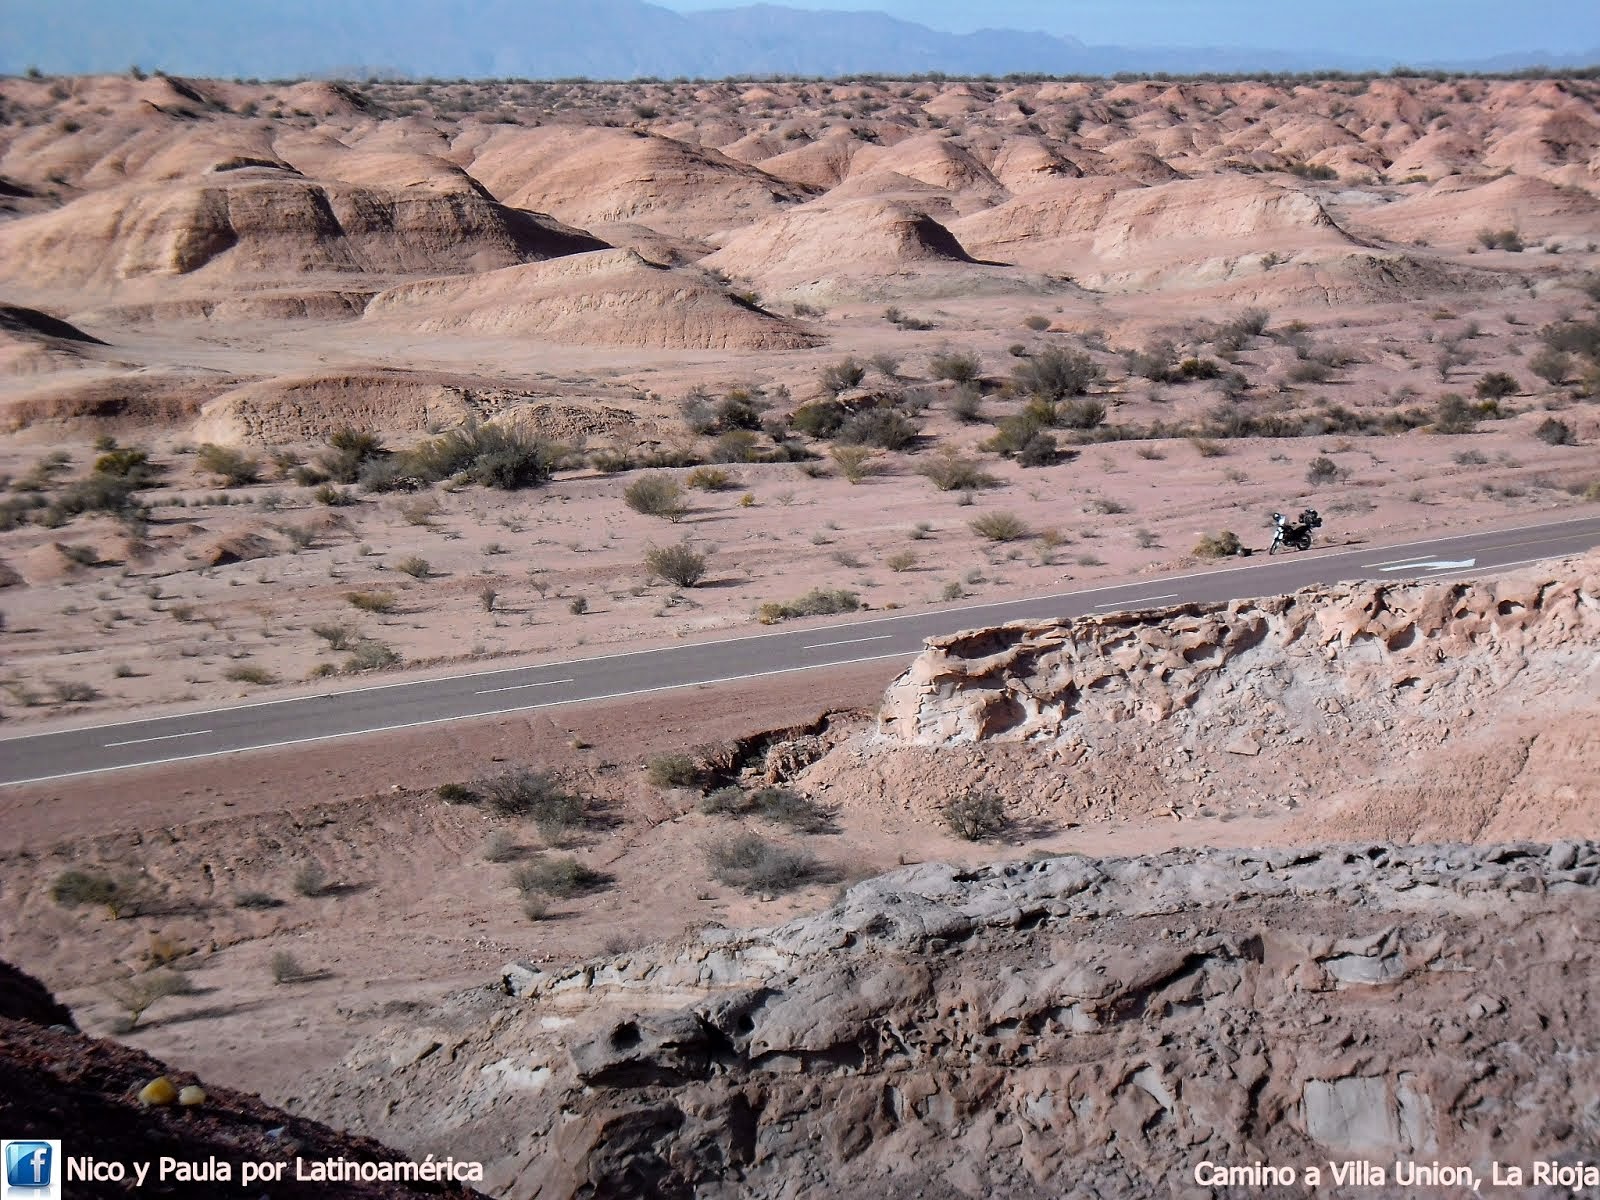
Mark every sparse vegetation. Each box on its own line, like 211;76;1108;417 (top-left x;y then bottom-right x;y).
1193;531;1243;558
646;752;708;790
624;474;688;521
969;511;1032;542
918;448;997;492
1306;455;1340;484
270;951;309;984
479;768;585;839
1535;418;1577;446
756;587;861;624
511;855;606;898
195;443;262;487
345;590;397;614
705;832;821;893
105;969;195;1032
293;861;329;898
941;790;1008;841
51;869;150;919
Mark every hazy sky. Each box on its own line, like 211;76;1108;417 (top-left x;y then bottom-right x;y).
661;0;1600;59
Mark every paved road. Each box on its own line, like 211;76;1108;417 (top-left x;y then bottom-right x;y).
4;513;1597;787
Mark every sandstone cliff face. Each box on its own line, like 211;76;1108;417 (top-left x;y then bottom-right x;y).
833;555;1600;844
879;555;1600;748
313;842;1600;1199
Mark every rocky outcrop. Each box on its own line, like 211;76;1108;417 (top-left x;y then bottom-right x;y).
878;554;1600;748
313;841;1600;1199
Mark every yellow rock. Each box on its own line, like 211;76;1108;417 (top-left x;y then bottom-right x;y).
177;1085;206;1107
138;1076;178;1106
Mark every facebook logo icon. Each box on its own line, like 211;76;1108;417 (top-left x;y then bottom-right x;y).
3;1141;57;1194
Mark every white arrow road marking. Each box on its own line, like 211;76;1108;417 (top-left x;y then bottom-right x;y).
474;678;574;696
105;729;214;748
1376;558;1476;573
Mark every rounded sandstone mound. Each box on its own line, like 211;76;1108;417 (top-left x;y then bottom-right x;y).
190;370;480;445
0;172;606;293
362;249;816;352
702;198;975;287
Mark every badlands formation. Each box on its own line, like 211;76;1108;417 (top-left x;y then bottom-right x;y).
0;68;1598;1196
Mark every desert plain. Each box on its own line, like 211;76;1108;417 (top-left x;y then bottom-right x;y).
1;68;1599;1196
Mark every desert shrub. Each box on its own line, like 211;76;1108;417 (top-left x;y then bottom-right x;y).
697;785;829;832
940;790;1008;840
1193;531;1243;558
51;870;149;918
223;664;275;685
929;350;983;384
480;769;585;838
834;408;918;451
1434;393;1479;434
293;861;329;898
623;474;687;521
1476;228;1525;252
1475;372;1520;400
949;383;984;423
830;444;877;483
705;832;820;893
1534;418;1576;446
318;427;386;483
969;511;1032;542
395;555;431;579
820;357;867;394
1177;357;1222;380
1022;314;1051;331
235;891;280;910
1124;341;1175;381
105;970;194;1032
92;446;162;486
590;448;635;474
313;483;357;506
1287;359;1333;384
870;352;901;378
886;548;918;572
646;753;707;790
789;399;848;439
685;466;734;491
436;782;478;805
1057;398;1107;430
1538;319;1600;360
511;856;605;898
757;588;861;624
195;443;261;487
345;590;397;613
478;585;498;613
710;430;761;463
884;306;934;331
344;639;400;671
1015;432;1059;467
569;596;589;615
1012;346;1100;400
1529;348;1571;386
918;448;997;491
645;540;708;587
1305;456;1339;484
271;951;308;984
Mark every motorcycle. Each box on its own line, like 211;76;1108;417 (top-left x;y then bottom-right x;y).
1269;508;1322;554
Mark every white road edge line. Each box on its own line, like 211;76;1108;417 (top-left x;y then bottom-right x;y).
474;677;575;696
803;634;895;649
2;651;915;788
1092;593;1178;609
104;729;213;748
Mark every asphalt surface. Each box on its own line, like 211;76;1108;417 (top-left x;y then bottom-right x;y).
3;513;1597;787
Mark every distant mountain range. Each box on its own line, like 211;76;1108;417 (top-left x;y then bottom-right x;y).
4;0;1597;80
